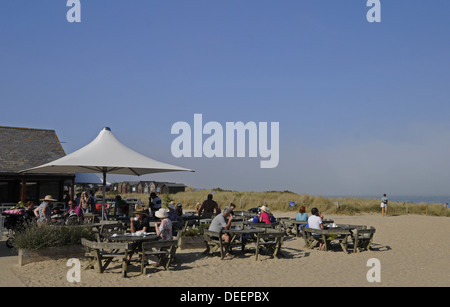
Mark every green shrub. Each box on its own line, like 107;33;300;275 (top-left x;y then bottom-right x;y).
14;225;96;251
183;224;210;237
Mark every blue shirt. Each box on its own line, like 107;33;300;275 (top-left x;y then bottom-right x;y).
296;212;308;221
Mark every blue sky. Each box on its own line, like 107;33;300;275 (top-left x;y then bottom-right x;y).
1;1;450;197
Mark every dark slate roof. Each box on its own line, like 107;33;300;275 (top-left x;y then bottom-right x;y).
0;126;66;173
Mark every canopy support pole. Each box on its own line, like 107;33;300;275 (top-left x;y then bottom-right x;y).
102;171;107;220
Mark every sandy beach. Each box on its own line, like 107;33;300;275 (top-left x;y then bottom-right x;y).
1;212;449;287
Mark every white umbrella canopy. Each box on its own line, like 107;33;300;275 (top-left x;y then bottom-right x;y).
21;127;194;219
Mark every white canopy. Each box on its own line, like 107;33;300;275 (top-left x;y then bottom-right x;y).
21;127;193;218
23;127;193;175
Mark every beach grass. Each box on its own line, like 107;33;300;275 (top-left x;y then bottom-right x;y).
102;189;450;217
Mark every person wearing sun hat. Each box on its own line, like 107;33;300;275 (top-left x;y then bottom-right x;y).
130;206;150;233
155;208;173;240
34;195;57;224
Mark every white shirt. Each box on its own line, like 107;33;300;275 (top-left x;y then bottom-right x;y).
308;215;323;230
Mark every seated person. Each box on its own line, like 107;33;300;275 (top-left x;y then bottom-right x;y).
155;208;173;240
66;200;84;219
307;207;325;250
176;203;183;217
51;205;64;222
129;207;150;233
296;205;308;230
167;202;178;222
259;205;271;223
208;206;234;257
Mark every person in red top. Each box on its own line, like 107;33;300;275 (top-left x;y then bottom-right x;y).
259;205;271;223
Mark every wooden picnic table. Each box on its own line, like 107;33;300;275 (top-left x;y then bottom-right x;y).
103;233;160;244
223;228;266;257
278;219;308;236
302;224;370;253
250;221;280;230
204;228;265;259
224;228;286;260
302;226;353;252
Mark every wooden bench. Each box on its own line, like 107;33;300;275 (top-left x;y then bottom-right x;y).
302;227;353;253
140;239;178;274
81;238;131;277
203;229;245;259
255;229;285;261
352;227;376;253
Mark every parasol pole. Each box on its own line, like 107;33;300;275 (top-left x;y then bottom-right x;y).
102;170;107;220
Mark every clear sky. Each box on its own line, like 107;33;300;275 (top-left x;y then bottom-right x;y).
1;1;450;197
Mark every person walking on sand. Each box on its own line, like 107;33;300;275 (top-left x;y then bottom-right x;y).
381;193;388;216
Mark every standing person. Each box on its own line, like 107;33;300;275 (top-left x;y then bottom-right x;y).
307;207;325;250
381;194;388;217
34;195;56;224
87;190;97;213
155;208;173;240
199;194;220;219
149;192;162;214
79;191;89;213
24;201;36;221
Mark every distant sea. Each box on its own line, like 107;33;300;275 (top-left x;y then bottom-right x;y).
323;195;450;204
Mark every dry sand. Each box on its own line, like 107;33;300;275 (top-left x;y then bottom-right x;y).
1;213;449;287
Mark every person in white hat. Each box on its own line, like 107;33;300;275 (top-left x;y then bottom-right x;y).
34;195;57;224
155;208;173;240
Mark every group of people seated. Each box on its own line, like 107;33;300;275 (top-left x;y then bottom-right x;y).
204;194;278;257
296;205;328;250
